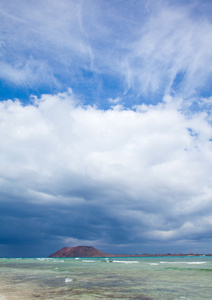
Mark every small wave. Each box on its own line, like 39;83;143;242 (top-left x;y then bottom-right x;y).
160;261;186;264
65;278;73;283
160;261;206;265
112;260;139;264
53;260;64;263
82;260;100;263
187;262;206;265
37;258;53;262
149;263;159;265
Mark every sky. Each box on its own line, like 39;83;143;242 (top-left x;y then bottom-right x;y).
0;0;212;257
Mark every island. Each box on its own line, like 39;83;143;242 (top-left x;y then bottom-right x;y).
49;246;212;258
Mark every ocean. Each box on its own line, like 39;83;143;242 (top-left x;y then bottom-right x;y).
0;256;211;299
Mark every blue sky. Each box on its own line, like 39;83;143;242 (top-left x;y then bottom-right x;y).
0;0;212;257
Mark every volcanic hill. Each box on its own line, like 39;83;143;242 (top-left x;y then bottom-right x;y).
49;246;112;258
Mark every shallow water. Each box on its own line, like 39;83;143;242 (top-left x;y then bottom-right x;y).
0;256;211;299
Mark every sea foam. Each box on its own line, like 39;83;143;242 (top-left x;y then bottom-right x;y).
65;278;73;283
186;262;206;265
160;261;206;265
112;260;139;264
82;260;100;263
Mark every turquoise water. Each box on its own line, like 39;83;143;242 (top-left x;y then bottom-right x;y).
0;256;211;299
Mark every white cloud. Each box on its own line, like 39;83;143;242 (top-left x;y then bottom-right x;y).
1;90;212;248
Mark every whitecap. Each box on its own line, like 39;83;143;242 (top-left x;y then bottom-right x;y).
186;262;206;265
149;263;159;265
112;260;139;264
160;261;185;264
160;261;206;265
82;260;100;263
53;260;64;263
37;258;53;262
65;278;73;283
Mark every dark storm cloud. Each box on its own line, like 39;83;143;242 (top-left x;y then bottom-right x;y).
0;193;141;257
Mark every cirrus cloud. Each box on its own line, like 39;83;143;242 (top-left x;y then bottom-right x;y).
1;0;212;104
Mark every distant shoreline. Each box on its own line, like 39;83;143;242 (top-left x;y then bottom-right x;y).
99;254;212;257
49;254;212;258
48;246;212;258
1;254;212;259
105;253;212;257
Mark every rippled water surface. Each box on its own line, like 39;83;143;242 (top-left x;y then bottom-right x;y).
0;256;212;299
